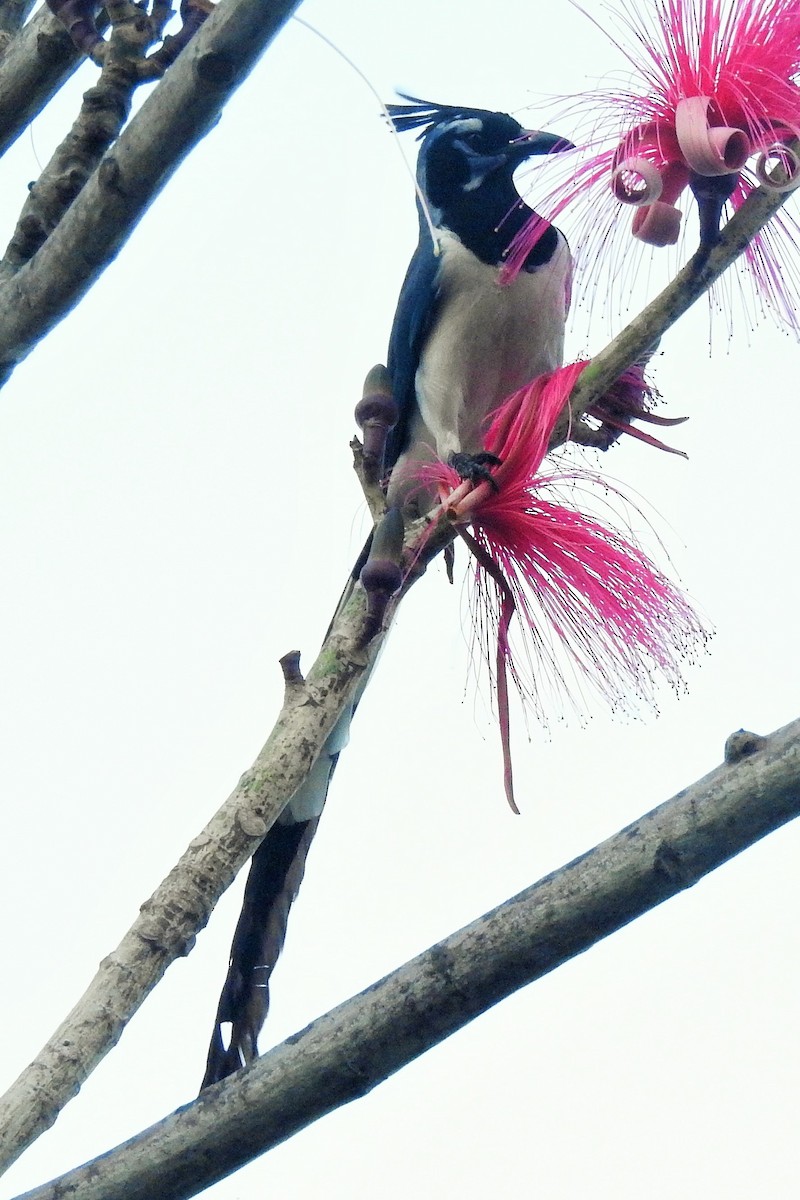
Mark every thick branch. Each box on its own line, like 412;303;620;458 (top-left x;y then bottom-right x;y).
15;717;800;1200
0;0;302;386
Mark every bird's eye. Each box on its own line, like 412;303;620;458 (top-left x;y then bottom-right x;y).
463;132;484;150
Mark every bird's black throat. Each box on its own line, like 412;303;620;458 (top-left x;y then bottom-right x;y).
427;171;558;270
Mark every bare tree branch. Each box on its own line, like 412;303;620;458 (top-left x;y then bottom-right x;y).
45;0;214;75
0;347;447;1174
13;717;800;1200
0;0;302;388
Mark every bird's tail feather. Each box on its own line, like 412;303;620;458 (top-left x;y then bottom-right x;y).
200;809;324;1088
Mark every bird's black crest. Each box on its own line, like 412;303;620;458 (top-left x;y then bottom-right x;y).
386;93;493;140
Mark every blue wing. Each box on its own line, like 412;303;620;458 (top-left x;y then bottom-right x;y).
385;233;441;469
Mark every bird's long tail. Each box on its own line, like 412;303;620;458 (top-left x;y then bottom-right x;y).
200;705;357;1088
200;813;321;1088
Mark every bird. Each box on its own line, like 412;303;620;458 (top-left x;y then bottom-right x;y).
384;96;573;500
200;97;573;1089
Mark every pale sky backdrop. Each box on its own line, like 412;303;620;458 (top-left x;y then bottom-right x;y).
1;2;798;1196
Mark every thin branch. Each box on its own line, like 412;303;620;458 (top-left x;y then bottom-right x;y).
0;0;302;388
14;717;800;1200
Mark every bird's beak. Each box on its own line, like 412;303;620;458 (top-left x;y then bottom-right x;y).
513;130;575;160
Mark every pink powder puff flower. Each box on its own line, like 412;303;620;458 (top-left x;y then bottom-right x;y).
505;0;800;334
409;362;709;812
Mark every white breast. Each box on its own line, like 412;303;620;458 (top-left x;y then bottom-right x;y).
414;230;571;460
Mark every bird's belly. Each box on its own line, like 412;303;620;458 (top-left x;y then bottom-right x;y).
414;235;568;460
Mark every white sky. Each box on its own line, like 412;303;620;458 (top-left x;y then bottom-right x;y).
1;2;799;1197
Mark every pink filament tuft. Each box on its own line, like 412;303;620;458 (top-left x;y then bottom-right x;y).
407;364;708;809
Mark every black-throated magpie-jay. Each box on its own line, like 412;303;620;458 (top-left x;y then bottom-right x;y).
201;98;572;1087
384;97;572;497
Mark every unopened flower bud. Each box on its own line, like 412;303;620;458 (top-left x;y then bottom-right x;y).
355;365;399;482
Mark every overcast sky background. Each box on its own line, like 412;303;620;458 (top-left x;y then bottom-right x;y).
1;1;799;1196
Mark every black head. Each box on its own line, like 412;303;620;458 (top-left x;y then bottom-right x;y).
387;95;571;265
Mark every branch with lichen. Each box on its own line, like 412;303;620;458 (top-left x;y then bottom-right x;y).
11;717;800;1200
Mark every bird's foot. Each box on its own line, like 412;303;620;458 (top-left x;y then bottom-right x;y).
449;451;502;492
